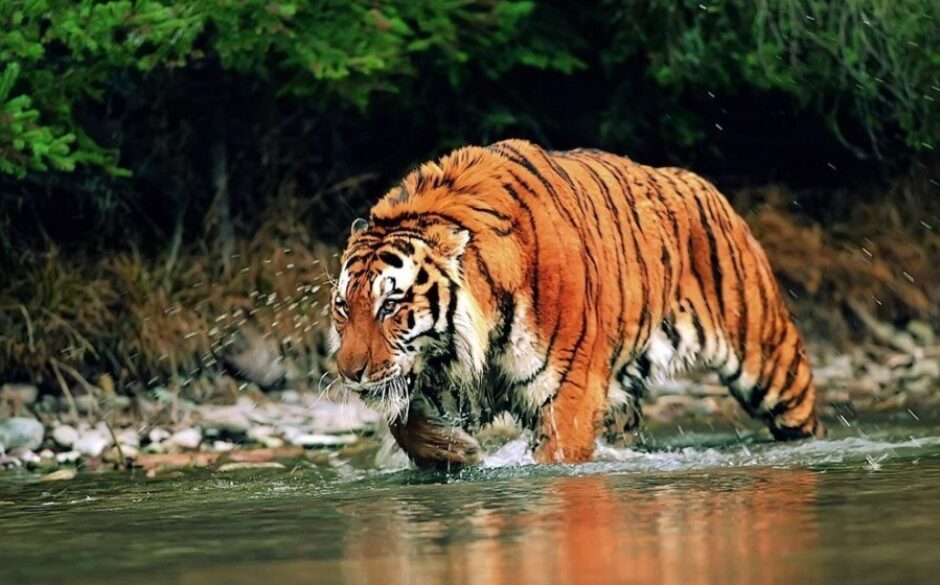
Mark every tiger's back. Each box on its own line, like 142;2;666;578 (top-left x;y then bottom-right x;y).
337;139;823;466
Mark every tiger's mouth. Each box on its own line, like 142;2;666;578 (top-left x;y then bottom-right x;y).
353;375;415;422
358;374;414;397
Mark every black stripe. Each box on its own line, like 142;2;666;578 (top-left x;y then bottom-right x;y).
426;282;440;323
499;143;580;229
378;251;403;268
386;239;415;255
501;181;541;330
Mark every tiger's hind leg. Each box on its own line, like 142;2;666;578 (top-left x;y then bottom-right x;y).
602;357;650;447
724;316;825;440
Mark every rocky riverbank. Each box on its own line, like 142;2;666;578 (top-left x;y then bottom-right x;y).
2;334;939;477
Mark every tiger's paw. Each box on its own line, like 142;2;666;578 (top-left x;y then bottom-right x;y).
389;410;482;471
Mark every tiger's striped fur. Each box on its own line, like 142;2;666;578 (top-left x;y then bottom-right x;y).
331;139;824;466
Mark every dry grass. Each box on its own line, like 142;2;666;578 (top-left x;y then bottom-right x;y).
0;194;337;392
743;181;940;339
1;181;937;392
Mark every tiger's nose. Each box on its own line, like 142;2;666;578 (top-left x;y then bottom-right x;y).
340;364;367;384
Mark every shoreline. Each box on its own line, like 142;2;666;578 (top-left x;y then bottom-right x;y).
2;336;938;478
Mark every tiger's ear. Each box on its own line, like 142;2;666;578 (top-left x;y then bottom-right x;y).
350;218;369;235
426;223;470;258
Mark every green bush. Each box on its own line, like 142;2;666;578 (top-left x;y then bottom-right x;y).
601;0;940;157
0;0;936;253
0;0;576;177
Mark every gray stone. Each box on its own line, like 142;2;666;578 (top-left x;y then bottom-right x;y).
2;383;38;406
166;428;202;450
74;431;111;458
286;432;355;448
906;320;936;347
148;427;171;444
211;440;235;452
0;417;44;452
52;424;80;448
0;455;22;468
115;428;140;447
197;406;252;434
55;450;81;464
14;449;40;465
40;468;77;482
217;461;285;473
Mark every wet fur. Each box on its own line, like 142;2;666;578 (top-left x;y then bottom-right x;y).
334;140;825;467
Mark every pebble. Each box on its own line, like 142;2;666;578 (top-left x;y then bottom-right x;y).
148;427;171;444
212;440;236;452
258;436;285;449
247;426;285;448
280;389;301;404
217;461;286;473
13;449;40;465
55;450;81;464
0;417;44;452
40;468;77;482
197;406;252;435
286;433;355;448
247;425;277;440
1;383;38;406
115;428;140;447
166;428;202;450
52;424;80;448
74;432;111;457
104;444;139;462
0;455;21;468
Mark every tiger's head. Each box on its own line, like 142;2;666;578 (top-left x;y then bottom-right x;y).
330;217;485;421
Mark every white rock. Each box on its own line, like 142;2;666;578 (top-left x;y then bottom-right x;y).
259;436;284;449
74;432;111;457
2;383;38;405
52;424;80;448
0;417;44;451
166;428;202;450
56;450;81;464
115;428;140;447
287;433;355;448
12;449;40;464
211;440;235;452
280;389;301;404
148;427;171;444
40;468;77;482
197;405;252;434
39;449;55;460
116;444;139;458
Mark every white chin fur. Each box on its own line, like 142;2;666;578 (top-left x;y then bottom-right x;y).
356;376;413;423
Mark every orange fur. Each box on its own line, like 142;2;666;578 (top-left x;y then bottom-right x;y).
334;140;824;466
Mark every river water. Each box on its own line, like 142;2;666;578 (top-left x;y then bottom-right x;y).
1;420;939;585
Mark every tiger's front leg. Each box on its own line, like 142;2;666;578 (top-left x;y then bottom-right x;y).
532;367;608;464
388;391;483;470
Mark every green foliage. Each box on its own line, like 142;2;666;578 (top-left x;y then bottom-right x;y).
602;0;940;157
0;0;572;177
0;0;937;254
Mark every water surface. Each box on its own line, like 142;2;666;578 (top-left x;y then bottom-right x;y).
2;420;939;585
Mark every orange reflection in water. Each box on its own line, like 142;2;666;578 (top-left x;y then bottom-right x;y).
336;469;820;585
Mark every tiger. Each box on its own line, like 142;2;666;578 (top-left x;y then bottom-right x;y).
330;139;825;468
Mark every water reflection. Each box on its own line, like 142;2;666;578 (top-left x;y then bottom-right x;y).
187;469;819;585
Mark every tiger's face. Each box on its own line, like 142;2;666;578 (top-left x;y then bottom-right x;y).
330;219;478;420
